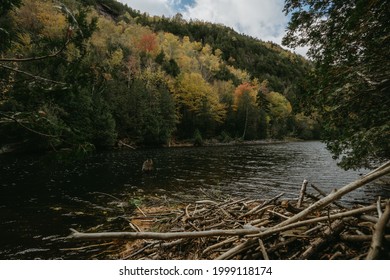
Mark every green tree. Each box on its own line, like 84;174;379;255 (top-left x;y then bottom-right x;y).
0;1;101;152
234;82;259;139
283;0;390;169
173;72;226;138
266;92;292;139
0;0;21;16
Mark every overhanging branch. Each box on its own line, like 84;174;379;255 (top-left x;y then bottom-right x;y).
0;40;70;62
0;63;67;86
0;112;59;138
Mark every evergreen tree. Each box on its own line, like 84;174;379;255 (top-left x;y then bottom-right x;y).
283;0;390;169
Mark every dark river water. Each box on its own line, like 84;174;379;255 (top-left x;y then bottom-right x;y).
0;141;389;259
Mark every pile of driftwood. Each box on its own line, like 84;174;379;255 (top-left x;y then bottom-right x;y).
68;161;390;260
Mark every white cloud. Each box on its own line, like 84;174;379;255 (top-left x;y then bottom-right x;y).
117;0;308;57
183;0;288;44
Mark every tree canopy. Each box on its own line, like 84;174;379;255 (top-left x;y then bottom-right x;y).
0;0;315;154
283;0;390;169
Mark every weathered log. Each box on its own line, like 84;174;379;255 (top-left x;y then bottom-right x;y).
281;200;301;214
377;196;383;218
118;140;135;149
248;203;379;238
299;220;345;260
359;215;379;224
297;179;308;208
239;192;284;218
203;237;238;254
276;161;390;228
268;237;297;254
329;251;343;260
218;204;379;260
216;239;257;260
258;239;269;260
366;200;390;260
68;227;262;241
310;184;344;209
341;234;390;242
123;242;157;260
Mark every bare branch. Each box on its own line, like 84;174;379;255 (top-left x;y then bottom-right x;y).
0;112;58;138
366;200;390;260
0;63;67;85
0;40;70;62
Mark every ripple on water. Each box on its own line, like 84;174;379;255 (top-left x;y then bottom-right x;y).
0;141;387;259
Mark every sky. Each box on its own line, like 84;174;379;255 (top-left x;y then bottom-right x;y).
117;0;308;56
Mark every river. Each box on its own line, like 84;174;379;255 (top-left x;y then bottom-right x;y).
0;141;388;259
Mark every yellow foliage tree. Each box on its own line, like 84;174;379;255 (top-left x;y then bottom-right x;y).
267;91;292;119
174;72;226;123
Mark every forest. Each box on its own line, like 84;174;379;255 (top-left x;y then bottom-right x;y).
0;0;389;262
0;0;318;156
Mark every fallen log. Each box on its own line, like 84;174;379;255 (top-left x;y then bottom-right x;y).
69;204;380;243
366;200;390;260
248;203;380;239
203;236;237;254
299;220;345;260
257;239;269;260
310;184;344;209
276;161;390;228
63;173;389;260
216;239;257;260
216;204;380;259
341;235;390;242
68;227;262;241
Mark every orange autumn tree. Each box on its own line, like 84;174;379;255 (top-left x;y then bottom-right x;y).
234;82;258;139
137;33;158;54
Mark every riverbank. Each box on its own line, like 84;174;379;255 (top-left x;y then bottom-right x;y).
2;141;386;259
125;137;304;149
68;164;390;260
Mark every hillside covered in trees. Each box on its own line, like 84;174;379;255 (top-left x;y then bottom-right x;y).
0;0;318;154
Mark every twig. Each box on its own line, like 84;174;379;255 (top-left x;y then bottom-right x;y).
136;206;147;217
185;204;191;219
216;239;257;260
123;242;157;260
310;184;345;209
239;193;284;218
118;140;136;149
297;179;308;208
329;251;343;260
60;242;114;251
258;239;269;260
377;197;383;218
91;192;121;201
268;209;289;220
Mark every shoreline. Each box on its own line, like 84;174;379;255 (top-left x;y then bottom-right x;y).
154;138;307;149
